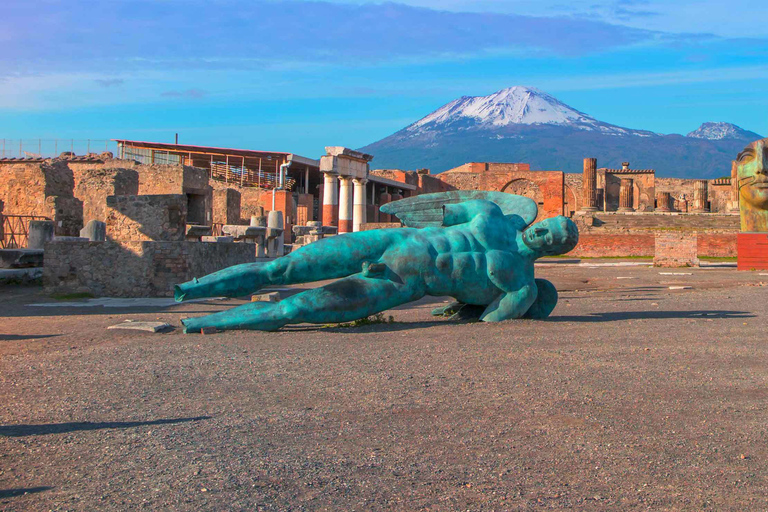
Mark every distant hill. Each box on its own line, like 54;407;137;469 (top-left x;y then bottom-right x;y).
359;86;762;178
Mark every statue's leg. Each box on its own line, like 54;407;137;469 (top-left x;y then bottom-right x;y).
175;229;406;302
522;279;558;319
181;273;423;333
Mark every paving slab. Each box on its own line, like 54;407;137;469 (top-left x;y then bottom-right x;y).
107;321;173;333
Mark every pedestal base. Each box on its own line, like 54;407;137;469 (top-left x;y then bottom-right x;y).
737;233;768;271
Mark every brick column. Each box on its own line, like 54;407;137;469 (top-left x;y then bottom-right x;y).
322;172;338;226
582;158;598;211
655;191;671;212
379;190;392;223
338;176;353;234
391;191;403;204
692;179;709;213
353;178;368;232
618;178;634;212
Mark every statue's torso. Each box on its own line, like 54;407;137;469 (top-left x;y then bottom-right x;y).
381;214;532;305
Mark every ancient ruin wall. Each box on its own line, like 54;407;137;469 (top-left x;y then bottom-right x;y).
212;188;242;226
44;240;257;297
0;160;82;235
210;181;265;223
106;194;187;242
434;169;565;221
74;167;140;224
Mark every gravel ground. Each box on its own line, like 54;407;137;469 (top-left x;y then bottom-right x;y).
2;263;768;511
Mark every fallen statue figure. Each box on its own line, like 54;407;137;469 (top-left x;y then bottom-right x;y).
175;191;579;332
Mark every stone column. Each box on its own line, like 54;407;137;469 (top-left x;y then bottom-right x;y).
617;178;634;212
322;172;338;226
352;178;368;232
582;158;598;211
692;179;710;213
267;210;284;258
655;192;671;212
729;161;740;212
379;190;392;223
338;177;353;234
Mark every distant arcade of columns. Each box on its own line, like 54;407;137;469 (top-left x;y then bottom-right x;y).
319;146;412;232
580;157;713;213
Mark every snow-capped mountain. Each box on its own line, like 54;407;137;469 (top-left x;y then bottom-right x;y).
406;86;650;137
360;86;763;178
686;122;762;141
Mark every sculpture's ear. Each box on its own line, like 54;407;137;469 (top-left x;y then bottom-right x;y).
381;191;537;228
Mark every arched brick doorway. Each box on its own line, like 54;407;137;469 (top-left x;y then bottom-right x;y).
502;179;543;220
563;184;578;217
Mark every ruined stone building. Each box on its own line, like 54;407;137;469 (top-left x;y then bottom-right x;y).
0;138;747;297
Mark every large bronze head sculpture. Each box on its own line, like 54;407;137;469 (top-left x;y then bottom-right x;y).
736;138;768;232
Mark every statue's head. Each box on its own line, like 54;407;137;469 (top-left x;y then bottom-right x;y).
522;216;579;256
736;138;768;211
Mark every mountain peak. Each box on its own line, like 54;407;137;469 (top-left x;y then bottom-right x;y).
409;86;597;130
686;122;761;141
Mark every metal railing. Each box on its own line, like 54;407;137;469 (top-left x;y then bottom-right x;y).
0;139;118;159
1;215;50;249
209;162;296;190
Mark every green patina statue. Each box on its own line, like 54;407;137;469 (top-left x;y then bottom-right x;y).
736;138;768;232
175;191;579;332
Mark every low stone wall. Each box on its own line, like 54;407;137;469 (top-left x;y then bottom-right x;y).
44;240;257;297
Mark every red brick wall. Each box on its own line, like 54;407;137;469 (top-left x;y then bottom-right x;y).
698;233;737;258
567;232;737;258
654;232;698;267
568;234;655;257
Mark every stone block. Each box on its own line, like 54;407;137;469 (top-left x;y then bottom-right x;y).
28;220;55;249
80;220;107;241
251;291;281;302
185;224;212;241
107;321;173;333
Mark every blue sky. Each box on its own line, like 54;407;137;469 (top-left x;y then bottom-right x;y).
1;0;767;158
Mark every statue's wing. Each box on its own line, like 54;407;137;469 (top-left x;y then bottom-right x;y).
380;191;537;229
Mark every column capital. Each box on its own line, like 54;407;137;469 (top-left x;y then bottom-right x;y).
352;178;368;185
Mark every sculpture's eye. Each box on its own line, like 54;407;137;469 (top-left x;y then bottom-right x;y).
738;148;755;163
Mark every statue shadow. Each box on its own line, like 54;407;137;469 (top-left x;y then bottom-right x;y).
0;487;53;499
550;310;755;323
0;416;211;437
287;320;451;333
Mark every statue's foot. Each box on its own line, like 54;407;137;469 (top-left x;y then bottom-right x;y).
180;301;288;333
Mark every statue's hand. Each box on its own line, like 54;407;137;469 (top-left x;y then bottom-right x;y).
480;284;537;322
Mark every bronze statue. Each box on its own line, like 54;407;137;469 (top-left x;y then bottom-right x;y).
175;191;579;332
736;138;768;232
